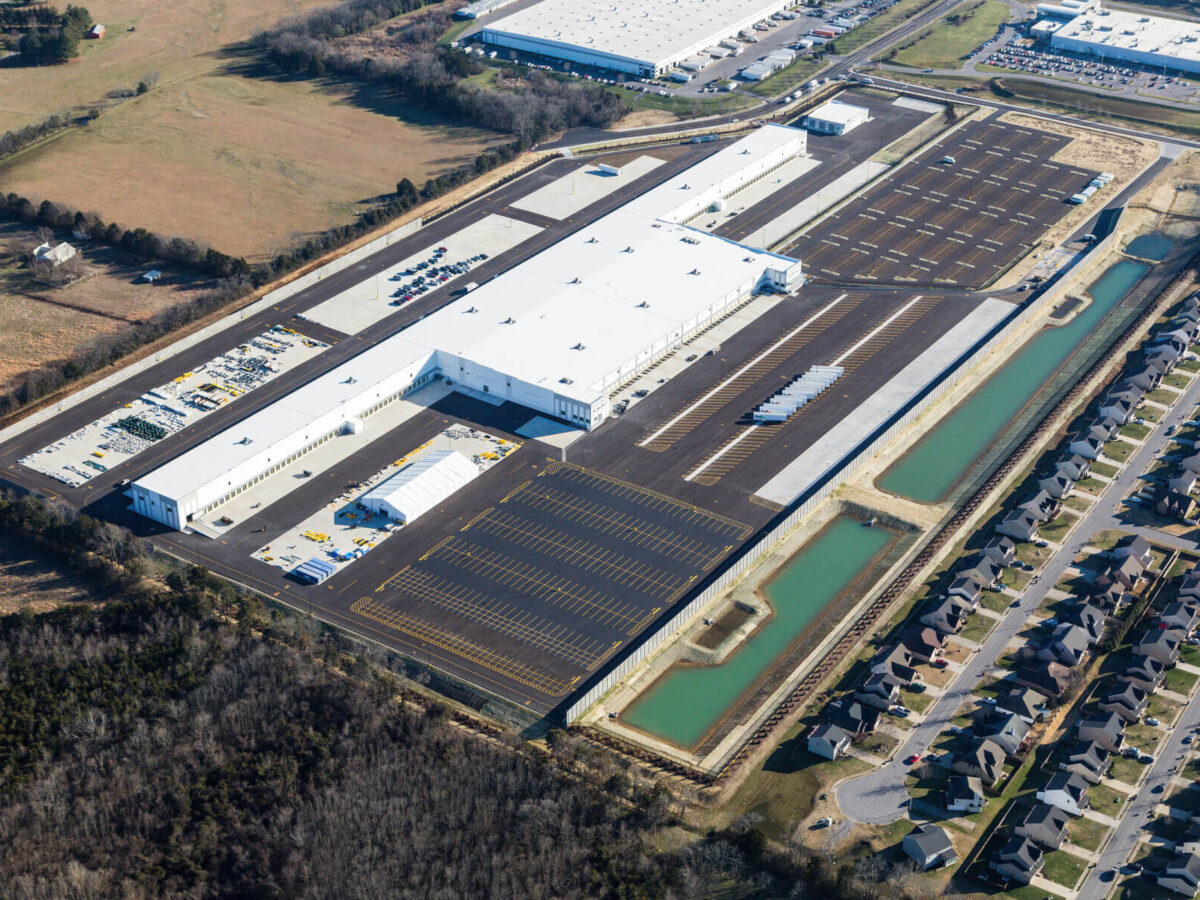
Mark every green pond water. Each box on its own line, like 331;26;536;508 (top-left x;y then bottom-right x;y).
876;258;1152;503
621;516;893;749
1125;233;1173;262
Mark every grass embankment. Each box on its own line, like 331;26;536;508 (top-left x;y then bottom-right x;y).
832;0;943;56
881;0;1009;70
886;72;1200;142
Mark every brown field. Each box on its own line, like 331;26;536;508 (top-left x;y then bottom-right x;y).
0;536;94;615
0;222;214;385
0;0;504;260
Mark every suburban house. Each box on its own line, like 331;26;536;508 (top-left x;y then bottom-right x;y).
33;241;76;266
1060;740;1111;784
1076;711;1125;754
807;723;851;761
945;775;986;814
1137;627;1184;667
1067;430;1106;461
872;645;920;684
1016;659;1073;698
1161;602;1200;633
1158;490;1195;520
959;553;1003;588
1112;535;1152;568
1170;468;1199;496
1038;623;1091;667
1148;343;1182;372
1037;771;1090;817
1014;802;1070;849
1121;654;1167;692
996;687;1047;725
855;672;902;711
1092;416;1123;442
997;508;1041;542
899;626;943;663
946;575;982;607
951;738;1006;787
1095;556;1145;592
901;824;958;871
982;712;1030;757
1159;850;1200;898
1180;571;1200;604
1038;471;1074;500
989;836;1044;886
1098;395;1137;424
1127;361;1165;392
1101;682;1149;723
920;595;971;635
1065;603;1106;643
1090;582;1127;612
983;535;1017;567
1020;490;1060;522
1057;453;1091;482
827;701;880;740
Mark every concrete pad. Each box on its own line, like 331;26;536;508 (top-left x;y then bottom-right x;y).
740;160;889;250
755;298;1015;506
689;155;822;235
510;156;664;220
893;97;944;114
299;214;543;335
251;425;519;577
21;326;328;487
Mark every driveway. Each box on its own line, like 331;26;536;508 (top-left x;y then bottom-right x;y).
838;351;1200;826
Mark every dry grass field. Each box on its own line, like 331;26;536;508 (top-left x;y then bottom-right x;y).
0;0;504;260
0;536;94;615
0;222;214;385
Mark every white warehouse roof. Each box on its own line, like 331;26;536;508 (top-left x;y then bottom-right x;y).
804;100;869;127
481;0;792;74
362;450;478;524
1051;7;1200;72
129;125;805;527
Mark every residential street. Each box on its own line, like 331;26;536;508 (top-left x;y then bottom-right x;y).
837;343;1200;830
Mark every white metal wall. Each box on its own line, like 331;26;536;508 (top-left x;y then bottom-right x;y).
564;234;1117;722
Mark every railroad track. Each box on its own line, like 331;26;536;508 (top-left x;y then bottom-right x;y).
569;253;1200;787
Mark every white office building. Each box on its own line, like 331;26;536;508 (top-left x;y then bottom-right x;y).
1049;7;1200;75
479;0;795;76
130;125;806;530
801;100;870;135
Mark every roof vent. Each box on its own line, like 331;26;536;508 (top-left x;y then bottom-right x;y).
689;268;701;275
637;301;649;308
502;317;515;324
559;377;574;384
586;236;598;243
623;246;634;253
238;437;253;445
572;342;586;350
465;306;478;313
570;277;581;284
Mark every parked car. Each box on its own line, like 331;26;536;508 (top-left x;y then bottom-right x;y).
905;754;920;765
1146;717;1160;726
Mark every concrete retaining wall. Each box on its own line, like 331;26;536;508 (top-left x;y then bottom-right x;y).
564;230;1118;722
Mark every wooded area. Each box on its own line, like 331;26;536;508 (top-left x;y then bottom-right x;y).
0;492;938;898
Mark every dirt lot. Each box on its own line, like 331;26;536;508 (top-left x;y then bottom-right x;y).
0;536;94;615
0;222;213;385
0;0;503;260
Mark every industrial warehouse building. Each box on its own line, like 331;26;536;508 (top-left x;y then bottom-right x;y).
479;0;795;76
801;100;870;135
1048;6;1200;75
130;125;806;530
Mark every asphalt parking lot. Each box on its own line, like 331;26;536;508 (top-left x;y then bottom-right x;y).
785;118;1097;288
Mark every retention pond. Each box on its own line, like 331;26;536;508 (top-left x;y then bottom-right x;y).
877;258;1153;503
621;516;895;750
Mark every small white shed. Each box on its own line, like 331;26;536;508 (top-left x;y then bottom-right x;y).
362;450;478;524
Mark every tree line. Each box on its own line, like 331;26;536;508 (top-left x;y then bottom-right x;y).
0;113;73;161
0;492;942;898
17;4;92;65
255;0;629;145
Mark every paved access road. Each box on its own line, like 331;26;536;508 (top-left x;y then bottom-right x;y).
838;296;1200;827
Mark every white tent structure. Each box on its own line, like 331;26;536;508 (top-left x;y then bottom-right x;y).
362;450;478;524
